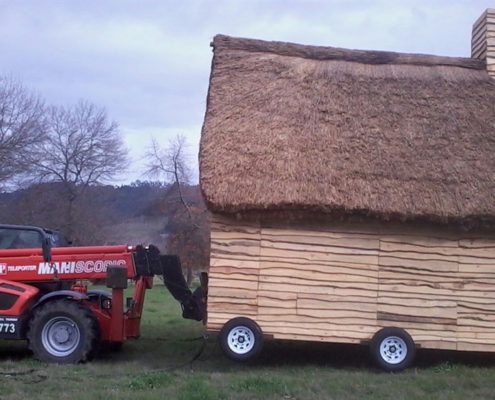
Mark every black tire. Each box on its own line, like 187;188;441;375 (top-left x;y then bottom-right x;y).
370;327;415;372
219;317;263;362
27;299;99;363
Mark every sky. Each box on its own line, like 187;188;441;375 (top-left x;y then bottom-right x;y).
0;0;493;184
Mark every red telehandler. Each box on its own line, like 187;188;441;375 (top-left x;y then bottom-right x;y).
0;224;205;363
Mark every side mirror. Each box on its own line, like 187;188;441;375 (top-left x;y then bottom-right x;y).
42;237;52;263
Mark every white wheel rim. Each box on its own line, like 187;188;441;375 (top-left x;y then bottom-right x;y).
227;326;255;355
379;336;407;365
41;316;81;357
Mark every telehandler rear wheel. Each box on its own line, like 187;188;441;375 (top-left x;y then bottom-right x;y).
28;299;99;363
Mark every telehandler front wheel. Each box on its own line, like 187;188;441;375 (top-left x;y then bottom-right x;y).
28;299;99;363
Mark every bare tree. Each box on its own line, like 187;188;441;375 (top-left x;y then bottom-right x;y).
145;134;193;217
30;100;129;241
0;76;46;187
145;134;208;284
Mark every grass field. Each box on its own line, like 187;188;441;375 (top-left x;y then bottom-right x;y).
2;285;495;400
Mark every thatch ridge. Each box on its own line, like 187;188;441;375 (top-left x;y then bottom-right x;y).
213;34;486;69
200;35;495;228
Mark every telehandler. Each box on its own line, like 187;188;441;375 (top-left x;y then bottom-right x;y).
0;224;204;363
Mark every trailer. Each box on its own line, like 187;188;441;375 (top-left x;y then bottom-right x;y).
205;216;495;371
198;9;495;372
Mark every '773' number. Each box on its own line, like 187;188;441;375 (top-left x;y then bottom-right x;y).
0;323;15;333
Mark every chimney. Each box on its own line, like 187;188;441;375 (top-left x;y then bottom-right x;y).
472;9;495;77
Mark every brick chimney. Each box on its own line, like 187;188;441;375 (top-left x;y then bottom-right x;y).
472;9;495;77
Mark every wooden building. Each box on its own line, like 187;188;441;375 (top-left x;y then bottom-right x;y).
199;9;495;370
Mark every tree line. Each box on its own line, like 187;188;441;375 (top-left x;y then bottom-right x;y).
0;75;209;275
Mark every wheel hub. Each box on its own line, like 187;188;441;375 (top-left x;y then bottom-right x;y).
380;336;407;365
41;317;81;357
227;326;255;355
54;327;71;343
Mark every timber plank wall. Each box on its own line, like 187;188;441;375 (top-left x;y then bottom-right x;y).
207;214;495;352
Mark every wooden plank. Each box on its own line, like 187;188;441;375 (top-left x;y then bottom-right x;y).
207;313;258;325
267;332;362;344
378;265;459;281
457;331;495;340
211;215;260;232
373;290;454;302
208;296;257;306
208;302;258;313
459;279;495;294
377;320;457;333
378;280;462;295
257;306;297;316
377;311;456;326
458;301;495;313
297;298;376;313
207;286;258;299
378;296;456;311
261;229;380;250
459;237;495;249
379;282;495;300
259;267;377;284
262;223;383;237
210;258;260;269
208;269;259;280
457;342;495;352
262;239;379;256
413;340;457;351
377;305;456;322
260;245;379;265
380;240;460;255
379;255;458;272
457;317;495;328
458;255;495;265
459;263;495;274
258;323;374;340
258;281;378;297
379;234;458;247
208;278;259;291
211;241;261;257
257;290;298;301
255;314;376;326
259;259;378;278
258;274;377;290
297;292;377;303
297;308;375;320
211;231;262;241
258;296;297;310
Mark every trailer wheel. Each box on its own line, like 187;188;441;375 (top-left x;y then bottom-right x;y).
371;327;415;372
219;317;263;362
27;299;99;363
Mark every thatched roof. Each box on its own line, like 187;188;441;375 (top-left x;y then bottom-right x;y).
199;35;495;226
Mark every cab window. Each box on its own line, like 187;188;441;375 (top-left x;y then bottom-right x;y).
0;228;43;249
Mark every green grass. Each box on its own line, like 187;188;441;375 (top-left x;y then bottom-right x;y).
2;286;495;399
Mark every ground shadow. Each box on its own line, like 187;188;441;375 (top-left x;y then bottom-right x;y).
246;340;495;371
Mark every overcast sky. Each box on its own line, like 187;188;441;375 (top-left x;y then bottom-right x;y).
0;0;492;184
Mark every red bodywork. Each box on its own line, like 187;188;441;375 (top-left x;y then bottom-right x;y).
0;245;153;342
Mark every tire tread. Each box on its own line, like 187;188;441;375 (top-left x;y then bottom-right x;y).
27;299;98;363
